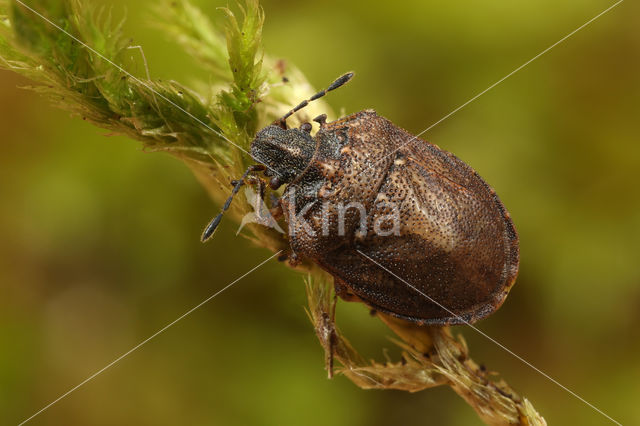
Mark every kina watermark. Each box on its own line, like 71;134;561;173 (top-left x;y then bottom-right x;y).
237;187;402;238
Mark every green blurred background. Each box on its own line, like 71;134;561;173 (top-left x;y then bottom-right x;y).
1;0;639;424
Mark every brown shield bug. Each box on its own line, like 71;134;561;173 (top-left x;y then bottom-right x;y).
202;72;519;325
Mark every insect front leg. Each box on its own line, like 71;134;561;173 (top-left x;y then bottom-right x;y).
267;195;303;267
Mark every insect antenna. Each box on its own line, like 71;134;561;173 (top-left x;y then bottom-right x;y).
275;72;354;127
201;164;265;242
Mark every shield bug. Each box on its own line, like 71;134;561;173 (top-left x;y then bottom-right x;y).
202;72;519;325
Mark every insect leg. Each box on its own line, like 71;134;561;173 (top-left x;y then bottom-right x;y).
201;164;265;242
334;278;361;302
